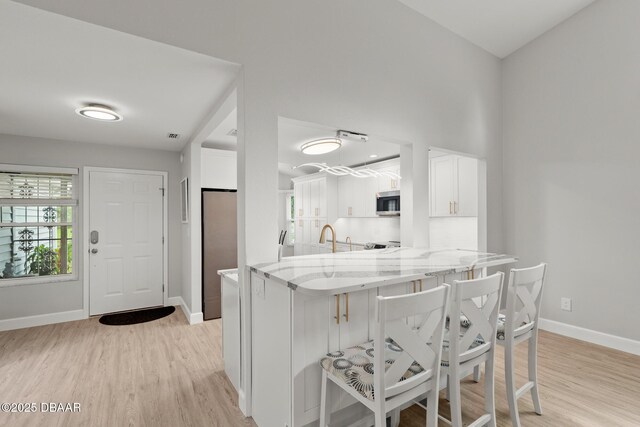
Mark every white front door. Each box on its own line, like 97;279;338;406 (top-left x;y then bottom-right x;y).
89;171;164;315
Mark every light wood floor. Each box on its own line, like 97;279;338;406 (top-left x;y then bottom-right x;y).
1;310;638;426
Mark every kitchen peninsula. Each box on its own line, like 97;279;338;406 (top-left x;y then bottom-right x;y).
245;248;516;427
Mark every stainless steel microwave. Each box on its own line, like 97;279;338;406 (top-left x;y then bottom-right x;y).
376;190;400;216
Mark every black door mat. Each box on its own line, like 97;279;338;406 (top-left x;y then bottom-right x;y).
99;306;175;326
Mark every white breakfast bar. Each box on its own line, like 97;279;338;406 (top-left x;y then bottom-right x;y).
245;248;517;427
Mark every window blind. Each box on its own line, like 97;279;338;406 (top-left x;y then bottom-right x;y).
0;172;75;205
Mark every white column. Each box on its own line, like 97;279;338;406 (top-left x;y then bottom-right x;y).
400;145;414;246
412;143;430;248
236;68;279;416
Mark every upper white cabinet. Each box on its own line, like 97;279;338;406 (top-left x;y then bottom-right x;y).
294;175;333;220
337;158;399;218
429;154;477;217
337;175;373;218
201;148;237;189
377;165;400;193
292;175;337;255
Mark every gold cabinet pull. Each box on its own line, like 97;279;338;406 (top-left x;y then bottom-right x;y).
449;202;452;214
419;280;423;292
335;295;340;324
348;207;352;216
344;293;349;322
412;281;416;293
454;201;457;214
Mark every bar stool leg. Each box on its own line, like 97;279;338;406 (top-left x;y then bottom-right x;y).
505;342;521;427
319;370;331;427
484;360;497;427
473;365;482;382
529;335;543;415
449;372;463;427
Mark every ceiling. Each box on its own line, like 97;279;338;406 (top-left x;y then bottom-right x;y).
396;0;596;58
0;2;239;151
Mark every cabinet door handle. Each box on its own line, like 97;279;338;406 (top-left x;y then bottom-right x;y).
335;295;340;324
449;202;452;214
454;201;457;214
348;207;352;216
315;207;319;217
412;281;416;293
419;280;423;292
343;293;349;322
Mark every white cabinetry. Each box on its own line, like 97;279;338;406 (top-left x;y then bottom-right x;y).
337;158;399;218
220;271;240;392
377;165;400;192
293;174;337;255
292;289;375;425
201;148;237;189
430;154;478;217
338;175;368;218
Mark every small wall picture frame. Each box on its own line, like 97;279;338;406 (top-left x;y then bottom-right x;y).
180;177;189;223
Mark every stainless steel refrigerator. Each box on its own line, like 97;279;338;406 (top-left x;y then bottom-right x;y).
202;189;237;320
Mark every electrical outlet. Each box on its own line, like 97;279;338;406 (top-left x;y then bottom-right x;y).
560;297;572;312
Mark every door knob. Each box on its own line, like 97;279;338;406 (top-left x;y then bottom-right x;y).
91;248;98;254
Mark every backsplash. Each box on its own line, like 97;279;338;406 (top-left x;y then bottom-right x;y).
429;217;477;250
333;217;400;244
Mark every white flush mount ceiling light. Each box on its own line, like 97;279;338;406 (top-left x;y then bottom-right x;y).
300;138;341;155
299;130;368;155
75;104;123;122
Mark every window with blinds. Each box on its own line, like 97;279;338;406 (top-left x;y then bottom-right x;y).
0;170;77;283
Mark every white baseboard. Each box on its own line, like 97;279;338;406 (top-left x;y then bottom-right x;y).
166;296;182;306
539;318;640;356
167;296;203;325
0;309;86;332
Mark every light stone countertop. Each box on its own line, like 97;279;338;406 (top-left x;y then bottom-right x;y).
218;268;238;284
249;248;517;296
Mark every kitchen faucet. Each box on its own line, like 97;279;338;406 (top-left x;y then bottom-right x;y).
319;224;337;253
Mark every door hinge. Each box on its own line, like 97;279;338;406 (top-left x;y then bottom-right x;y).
159;187;165;196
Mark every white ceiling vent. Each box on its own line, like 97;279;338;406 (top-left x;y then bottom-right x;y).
227;128;238;137
167;133;181;140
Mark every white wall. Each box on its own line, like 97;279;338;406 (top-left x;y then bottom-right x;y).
179;143;193;316
503;0;640;341
0;133;182;321
332;218;401;245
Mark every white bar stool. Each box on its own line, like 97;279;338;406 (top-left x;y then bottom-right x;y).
441;272;505;427
319;285;451;427
497;263;547;427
